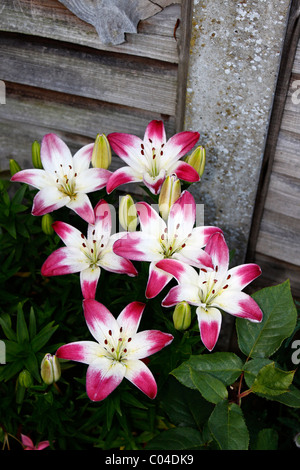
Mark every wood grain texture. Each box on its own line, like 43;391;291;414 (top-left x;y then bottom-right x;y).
0;0;181;62
0;34;178;115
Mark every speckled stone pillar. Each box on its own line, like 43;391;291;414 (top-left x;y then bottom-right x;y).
184;0;291;263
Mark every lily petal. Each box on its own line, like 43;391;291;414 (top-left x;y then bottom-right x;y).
167;190;196;241
11;168;50;189
125;359;157;399
161;284;200;307
72;142;94;173
171;160;200;182
56;340;104;364
107;132;145;170
196;306;222;351
156;258;199;285
75;168;111;193
128;330;174;360
136;201;166;236
145;262;173;299
99;248;138;276
213;290;263;322
117;301;145;337
83;299;119;343
113;232;163;262
205;232;229;275
142;168;166;195
32;186;70;216
52;221;83;247
106;166;142;194
86;357;126;401
41;133;73;173
66;192;95;224
41;246;89;276
144;120;166;147
80;266;101;299
226;263;262;290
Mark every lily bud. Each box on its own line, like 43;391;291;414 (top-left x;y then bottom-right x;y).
9;159;21;176
185;146;206;178
41;214;54;235
18;370;33;388
41;353;61;385
119;195;138;232
158;175;181;220
32;140;43;169
173;301;191;331
92;133;112;170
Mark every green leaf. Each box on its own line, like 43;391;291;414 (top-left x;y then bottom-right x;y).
0;314;16;341
251;362;295;396
208;401;249;450
146;427;204;450
236;280;297;358
24;352;41;382
172;352;243;390
29;307;37;339
189;368;228;404
272;385;300;407
31;322;58;352
243;358;272;388
16;304;29;344
254;428;278;450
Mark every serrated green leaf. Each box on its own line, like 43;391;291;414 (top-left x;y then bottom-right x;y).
270;385;300;407
189;367;228;404
243;358;272;388
171;352;243;390
146;427;204;450
251;362;295;396
236;280;297;359
208;401;249;450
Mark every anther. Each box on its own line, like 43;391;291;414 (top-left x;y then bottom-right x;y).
104;339;108;345
82;243;86;247
215;265;219;272
74;173;78;177
123;348;127;353
108;330;112;336
201;268;207;273
212;289;215;294
176;223;180;229
223;284;229;289
128;337;132;342
81;233;85;239
227;274;231;280
91;248;93;254
181;243;186;248
69;165;72;169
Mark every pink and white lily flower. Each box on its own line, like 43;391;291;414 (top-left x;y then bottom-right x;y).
106;120;200;195
156;232;263;351
41;200;137;299
113;190;222;299
11;133;111;224
56;299;174;401
21;434;50;450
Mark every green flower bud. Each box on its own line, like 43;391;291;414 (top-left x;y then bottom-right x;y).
185;146;206;178
158;175;181;220
41;214;54;235
32;140;42;169
18;369;33;388
173;301;191;331
41;353;61;385
119;194;138;232
91;133;112;170
9;159;21;176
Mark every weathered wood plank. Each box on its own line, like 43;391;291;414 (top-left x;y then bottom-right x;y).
272;130;300;180
0;34;178;115
251;253;300;299
256;209;300;266
0;0;181;62
0;84;176;170
264;171;300;219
